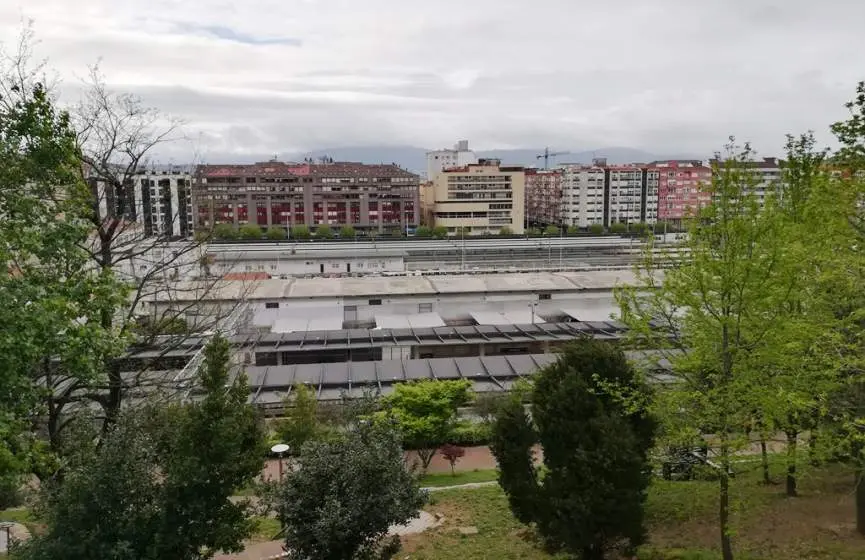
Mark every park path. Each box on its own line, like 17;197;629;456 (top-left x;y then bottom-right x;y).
213;511;443;560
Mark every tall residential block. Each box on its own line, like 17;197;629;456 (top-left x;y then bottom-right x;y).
193;161;420;233
707;156;783;209
650;160;712;221
432;158;525;235
525;168;564;227
559;158;657;228
426;140;478;182
87;168;194;239
130;171;194;238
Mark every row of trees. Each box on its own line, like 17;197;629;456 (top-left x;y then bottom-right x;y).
207;221;678;242
210;223;360;241
605;85;865;560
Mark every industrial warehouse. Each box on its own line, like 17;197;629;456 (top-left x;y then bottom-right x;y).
125;268;667;411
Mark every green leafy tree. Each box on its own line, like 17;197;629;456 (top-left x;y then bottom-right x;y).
823;83;865;533
632;222;650;237
415;225;432;238
290;224;311;239
588;223;605;235
526;227;541;236
266;226;287;240
489;392;538;525
340;225;356;239
0;42;127;478
544;224;559;236
238;224;262;240
831;81;865;172
616;141;802;560
381;380;472;470
273;384;321;453
609;222;627;234
491;341;656;559
272;423;426;560
15;335;267;560
498;226;513;236
316;224;334;239
567;225;580;234
213;223;237;240
431;225;448;239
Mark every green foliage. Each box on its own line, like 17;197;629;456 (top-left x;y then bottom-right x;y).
316;224;334;239
632;222;651;237
492;340;656;558
526;227;541;236
14;335;267;560
544;224;559;235
0;59;127;478
133;315;189;336
340;225;356;238
489;393;538;525
213;223;237;240
273;384;323;453
431;225;448;239
567;225;580;234
609;222;628;234
616;140;824;558
498;226;513;236
272;423;427;560
238;223;262;240
381;380;473;470
588;223;605;235
290;224;311;239
266;226;287;240
450;421;491;447
415;225;433;238
831;81;865;172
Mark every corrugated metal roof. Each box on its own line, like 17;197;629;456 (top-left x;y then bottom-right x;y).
374;312;446;329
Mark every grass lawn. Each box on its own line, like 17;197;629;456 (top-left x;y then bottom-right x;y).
419;469;498;488
402;462;865;560
250;516;282;542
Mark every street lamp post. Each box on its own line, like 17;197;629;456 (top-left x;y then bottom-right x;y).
271;443;289;481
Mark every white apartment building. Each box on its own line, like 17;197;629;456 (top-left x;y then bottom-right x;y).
608;165;657;225
561;164;606;228
131;170;194;239
88;169;194;239
432;159;525;235
426;140;478;182
559;159;657;228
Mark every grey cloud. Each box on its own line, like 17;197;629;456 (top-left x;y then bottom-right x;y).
12;0;865;160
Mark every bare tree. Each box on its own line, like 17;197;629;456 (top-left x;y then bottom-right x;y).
2;28;251;451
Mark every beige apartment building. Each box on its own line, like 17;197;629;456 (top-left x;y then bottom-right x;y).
432;159;525;235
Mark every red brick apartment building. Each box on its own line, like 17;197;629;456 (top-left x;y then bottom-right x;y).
525;168;563;227
192;161;420;233
651;160;712;221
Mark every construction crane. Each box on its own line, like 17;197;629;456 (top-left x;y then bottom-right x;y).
536;147;570;170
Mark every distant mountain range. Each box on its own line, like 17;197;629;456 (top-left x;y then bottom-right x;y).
189;146;701;175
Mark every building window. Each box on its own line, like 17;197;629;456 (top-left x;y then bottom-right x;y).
538;293;552;300
265;302;279;309
369;298;382;306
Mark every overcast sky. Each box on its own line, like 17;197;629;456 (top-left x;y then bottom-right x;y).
2;0;864;161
